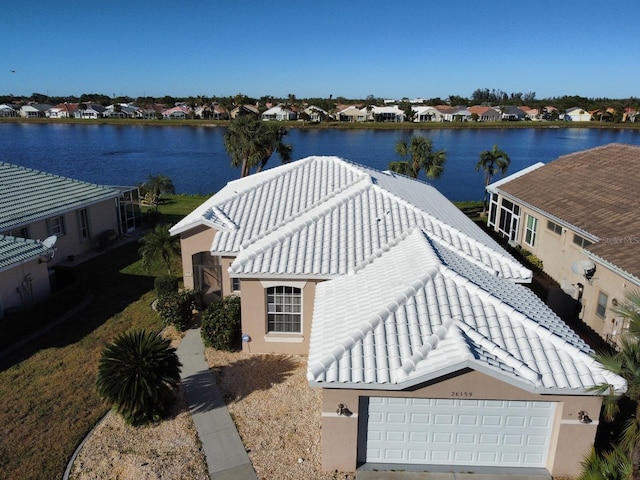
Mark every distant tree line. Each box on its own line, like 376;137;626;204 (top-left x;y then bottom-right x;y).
2;89;638;115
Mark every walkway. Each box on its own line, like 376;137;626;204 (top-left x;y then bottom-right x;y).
177;328;258;480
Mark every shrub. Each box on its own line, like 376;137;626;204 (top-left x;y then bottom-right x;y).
201;295;241;351
514;246;544;270
155;275;178;298
96;330;182;426
155;289;195;331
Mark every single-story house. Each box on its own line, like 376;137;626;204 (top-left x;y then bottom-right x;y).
171;156;623;477
563;107;591;122
0;162;141;317
371;105;405;122
75;103;105;119
47;103;78;118
412;105;441;122
19;103;51;118
468;105;501;122
337;105;366;122
0;104;18;117
102;104;138;118
486;143;640;348
162;105;192;119
230;104;260;119
435;106;471;122
501;106;527;121
303;106;329;123
261;104;297;121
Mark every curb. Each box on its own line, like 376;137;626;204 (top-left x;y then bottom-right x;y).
62;410;111;480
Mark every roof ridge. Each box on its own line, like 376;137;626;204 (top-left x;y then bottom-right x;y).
232;175;371;269
307;265;441;382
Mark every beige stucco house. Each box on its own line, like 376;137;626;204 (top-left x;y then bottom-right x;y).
0;162;141;317
171;156;624;477
486;143;640;348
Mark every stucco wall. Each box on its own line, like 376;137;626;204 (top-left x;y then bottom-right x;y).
509;204;639;340
239;278;318;355
0;259;51;317
178;225;217;291
318;369;602;478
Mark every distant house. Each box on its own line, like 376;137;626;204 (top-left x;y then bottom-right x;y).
170;155;624;478
501;105;527;121
371;105;405;122
261;104;297;121
564;107;591;122
0;162;142;317
75;103;105;119
337;105;366;122
162;105;192;119
486;143;640;348
0;104;17;117
468;105;501;122
436;106;471;122
19;103;51;118
230;104;260;119
303;105;329;123
195;103;229;120
47;103;78;118
135;104;163;119
412;105;441;122
102;104;138;118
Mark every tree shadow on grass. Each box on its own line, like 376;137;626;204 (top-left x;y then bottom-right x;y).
211;355;299;404
0;242;157;372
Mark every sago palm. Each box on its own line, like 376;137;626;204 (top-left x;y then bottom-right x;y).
96;330;182;426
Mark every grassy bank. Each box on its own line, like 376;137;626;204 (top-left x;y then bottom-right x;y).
0;198;197;480
2;116;640;130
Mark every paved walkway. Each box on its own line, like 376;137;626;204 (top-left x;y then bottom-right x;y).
177;328;258;480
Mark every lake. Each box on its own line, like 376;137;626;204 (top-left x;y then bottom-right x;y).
2;123;639;201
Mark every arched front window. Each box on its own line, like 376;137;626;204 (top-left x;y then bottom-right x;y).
266;286;301;333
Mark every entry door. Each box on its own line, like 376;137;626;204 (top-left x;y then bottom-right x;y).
365;397;555;467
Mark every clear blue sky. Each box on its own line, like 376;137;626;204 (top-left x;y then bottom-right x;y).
2;0;639;100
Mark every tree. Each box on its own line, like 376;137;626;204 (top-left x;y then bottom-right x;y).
388;135;446;180
143;174;175;210
589;291;640;479
139;224;180;274
224;115;293;177
96;330;182;426
476;144;510;213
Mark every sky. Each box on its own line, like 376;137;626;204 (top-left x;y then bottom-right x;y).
2;0;640;101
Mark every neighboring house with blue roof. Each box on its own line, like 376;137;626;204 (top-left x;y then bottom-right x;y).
0;162;140;317
171;156;623;478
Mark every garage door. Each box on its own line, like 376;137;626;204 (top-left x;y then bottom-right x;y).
365;398;555;467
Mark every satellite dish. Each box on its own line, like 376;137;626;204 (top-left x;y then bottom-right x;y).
571;259;596;282
41;235;57;260
42;235;57;249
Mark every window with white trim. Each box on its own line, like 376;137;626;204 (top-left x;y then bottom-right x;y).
231;278;241;292
524;215;538;247
497;199;520;242
488;193;499;227
267;286;301;333
596;291;608;318
48;215;66;236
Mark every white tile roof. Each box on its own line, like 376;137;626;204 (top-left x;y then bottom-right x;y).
170;156;531;282
307;229;625;394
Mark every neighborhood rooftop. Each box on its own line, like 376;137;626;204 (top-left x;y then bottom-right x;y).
0;162;122;232
170;156;531;282
307;228;624;394
492;143;640;282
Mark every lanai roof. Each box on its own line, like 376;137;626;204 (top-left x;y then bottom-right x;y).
171;156;531;282
307;228;625;394
0;162;121;232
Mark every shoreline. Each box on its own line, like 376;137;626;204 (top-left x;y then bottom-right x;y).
2;117;640;130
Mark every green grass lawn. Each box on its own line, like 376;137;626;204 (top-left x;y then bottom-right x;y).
0;197;197;480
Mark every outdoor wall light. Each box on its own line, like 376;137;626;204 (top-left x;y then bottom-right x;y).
336;403;352;416
242;334;251;343
578;411;593;424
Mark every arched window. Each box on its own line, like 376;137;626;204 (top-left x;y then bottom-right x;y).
266;286;302;333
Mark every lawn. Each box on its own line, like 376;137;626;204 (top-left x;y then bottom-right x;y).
0;197;196;480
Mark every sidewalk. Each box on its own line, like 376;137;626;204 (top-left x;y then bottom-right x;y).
177;328;258;480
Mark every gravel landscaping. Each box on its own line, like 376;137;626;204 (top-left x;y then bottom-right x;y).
68;328;354;480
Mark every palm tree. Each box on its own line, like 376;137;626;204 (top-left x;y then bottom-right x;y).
96;330;182;426
590;291;640;478
388;135;446;179
144;174;176;211
139;224;180;274
476;144;510;214
224;115;293;177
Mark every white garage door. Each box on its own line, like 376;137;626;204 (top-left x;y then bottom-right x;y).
366;397;555;467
